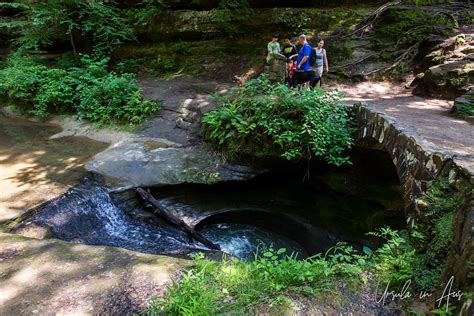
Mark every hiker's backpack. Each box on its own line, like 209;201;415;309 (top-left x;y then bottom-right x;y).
309;46;317;67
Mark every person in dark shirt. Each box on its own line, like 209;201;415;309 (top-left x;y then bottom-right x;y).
281;36;298;86
281;36;298;61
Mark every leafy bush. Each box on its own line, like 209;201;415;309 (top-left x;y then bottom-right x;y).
173;41;192;55
455;98;474;117
202;77;354;166
0;56;46;103
1;0;134;56
368;228;417;287
369;175;465;293
152;56;177;72
123;0;166;27
0;55;158;125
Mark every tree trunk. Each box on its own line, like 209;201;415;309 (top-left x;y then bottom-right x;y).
136;188;221;251
69;28;78;59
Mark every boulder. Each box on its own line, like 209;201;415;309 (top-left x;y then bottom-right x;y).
415;34;458;72
451;88;474;118
263;56;287;83
461;46;474;55
86;138;262;188
413;58;474;99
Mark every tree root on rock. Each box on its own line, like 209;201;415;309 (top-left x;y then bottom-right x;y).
342;0;402;39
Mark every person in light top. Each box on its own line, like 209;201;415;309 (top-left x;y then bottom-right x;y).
266;33;281;64
312;37;329;86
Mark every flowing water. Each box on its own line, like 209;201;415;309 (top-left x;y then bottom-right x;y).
21;182;197;255
21;180;309;259
200;223;307;259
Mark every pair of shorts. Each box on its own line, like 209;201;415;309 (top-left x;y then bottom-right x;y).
313;67;323;77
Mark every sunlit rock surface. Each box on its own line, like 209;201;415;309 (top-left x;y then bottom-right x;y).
86;139;260;188
0;232;187;315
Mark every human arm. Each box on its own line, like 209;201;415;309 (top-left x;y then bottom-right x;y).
289;54;298;61
324;49;329;73
298;56;308;69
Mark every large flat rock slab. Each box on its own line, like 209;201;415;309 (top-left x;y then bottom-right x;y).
86;138;260;188
0;233;187;315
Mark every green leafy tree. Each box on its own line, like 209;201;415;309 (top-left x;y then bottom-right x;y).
2;0;135;56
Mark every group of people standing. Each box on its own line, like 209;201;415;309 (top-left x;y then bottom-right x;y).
267;34;328;89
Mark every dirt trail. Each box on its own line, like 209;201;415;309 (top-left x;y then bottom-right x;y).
136;75;231;145
339;81;474;174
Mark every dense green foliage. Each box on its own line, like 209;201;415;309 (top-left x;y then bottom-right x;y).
367;176;464;292
455;98;474;117
202;77;354;165
0;0;134;56
123;0;166;27
146;242;366;314
0;55;158;125
407;175;465;290
0;1;159;125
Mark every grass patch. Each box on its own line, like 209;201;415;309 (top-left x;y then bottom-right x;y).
145;244;368;314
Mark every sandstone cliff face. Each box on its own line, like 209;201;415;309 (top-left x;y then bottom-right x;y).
134;7;366;41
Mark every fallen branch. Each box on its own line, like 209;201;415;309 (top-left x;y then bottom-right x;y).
233;65;265;87
136;188;221;251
